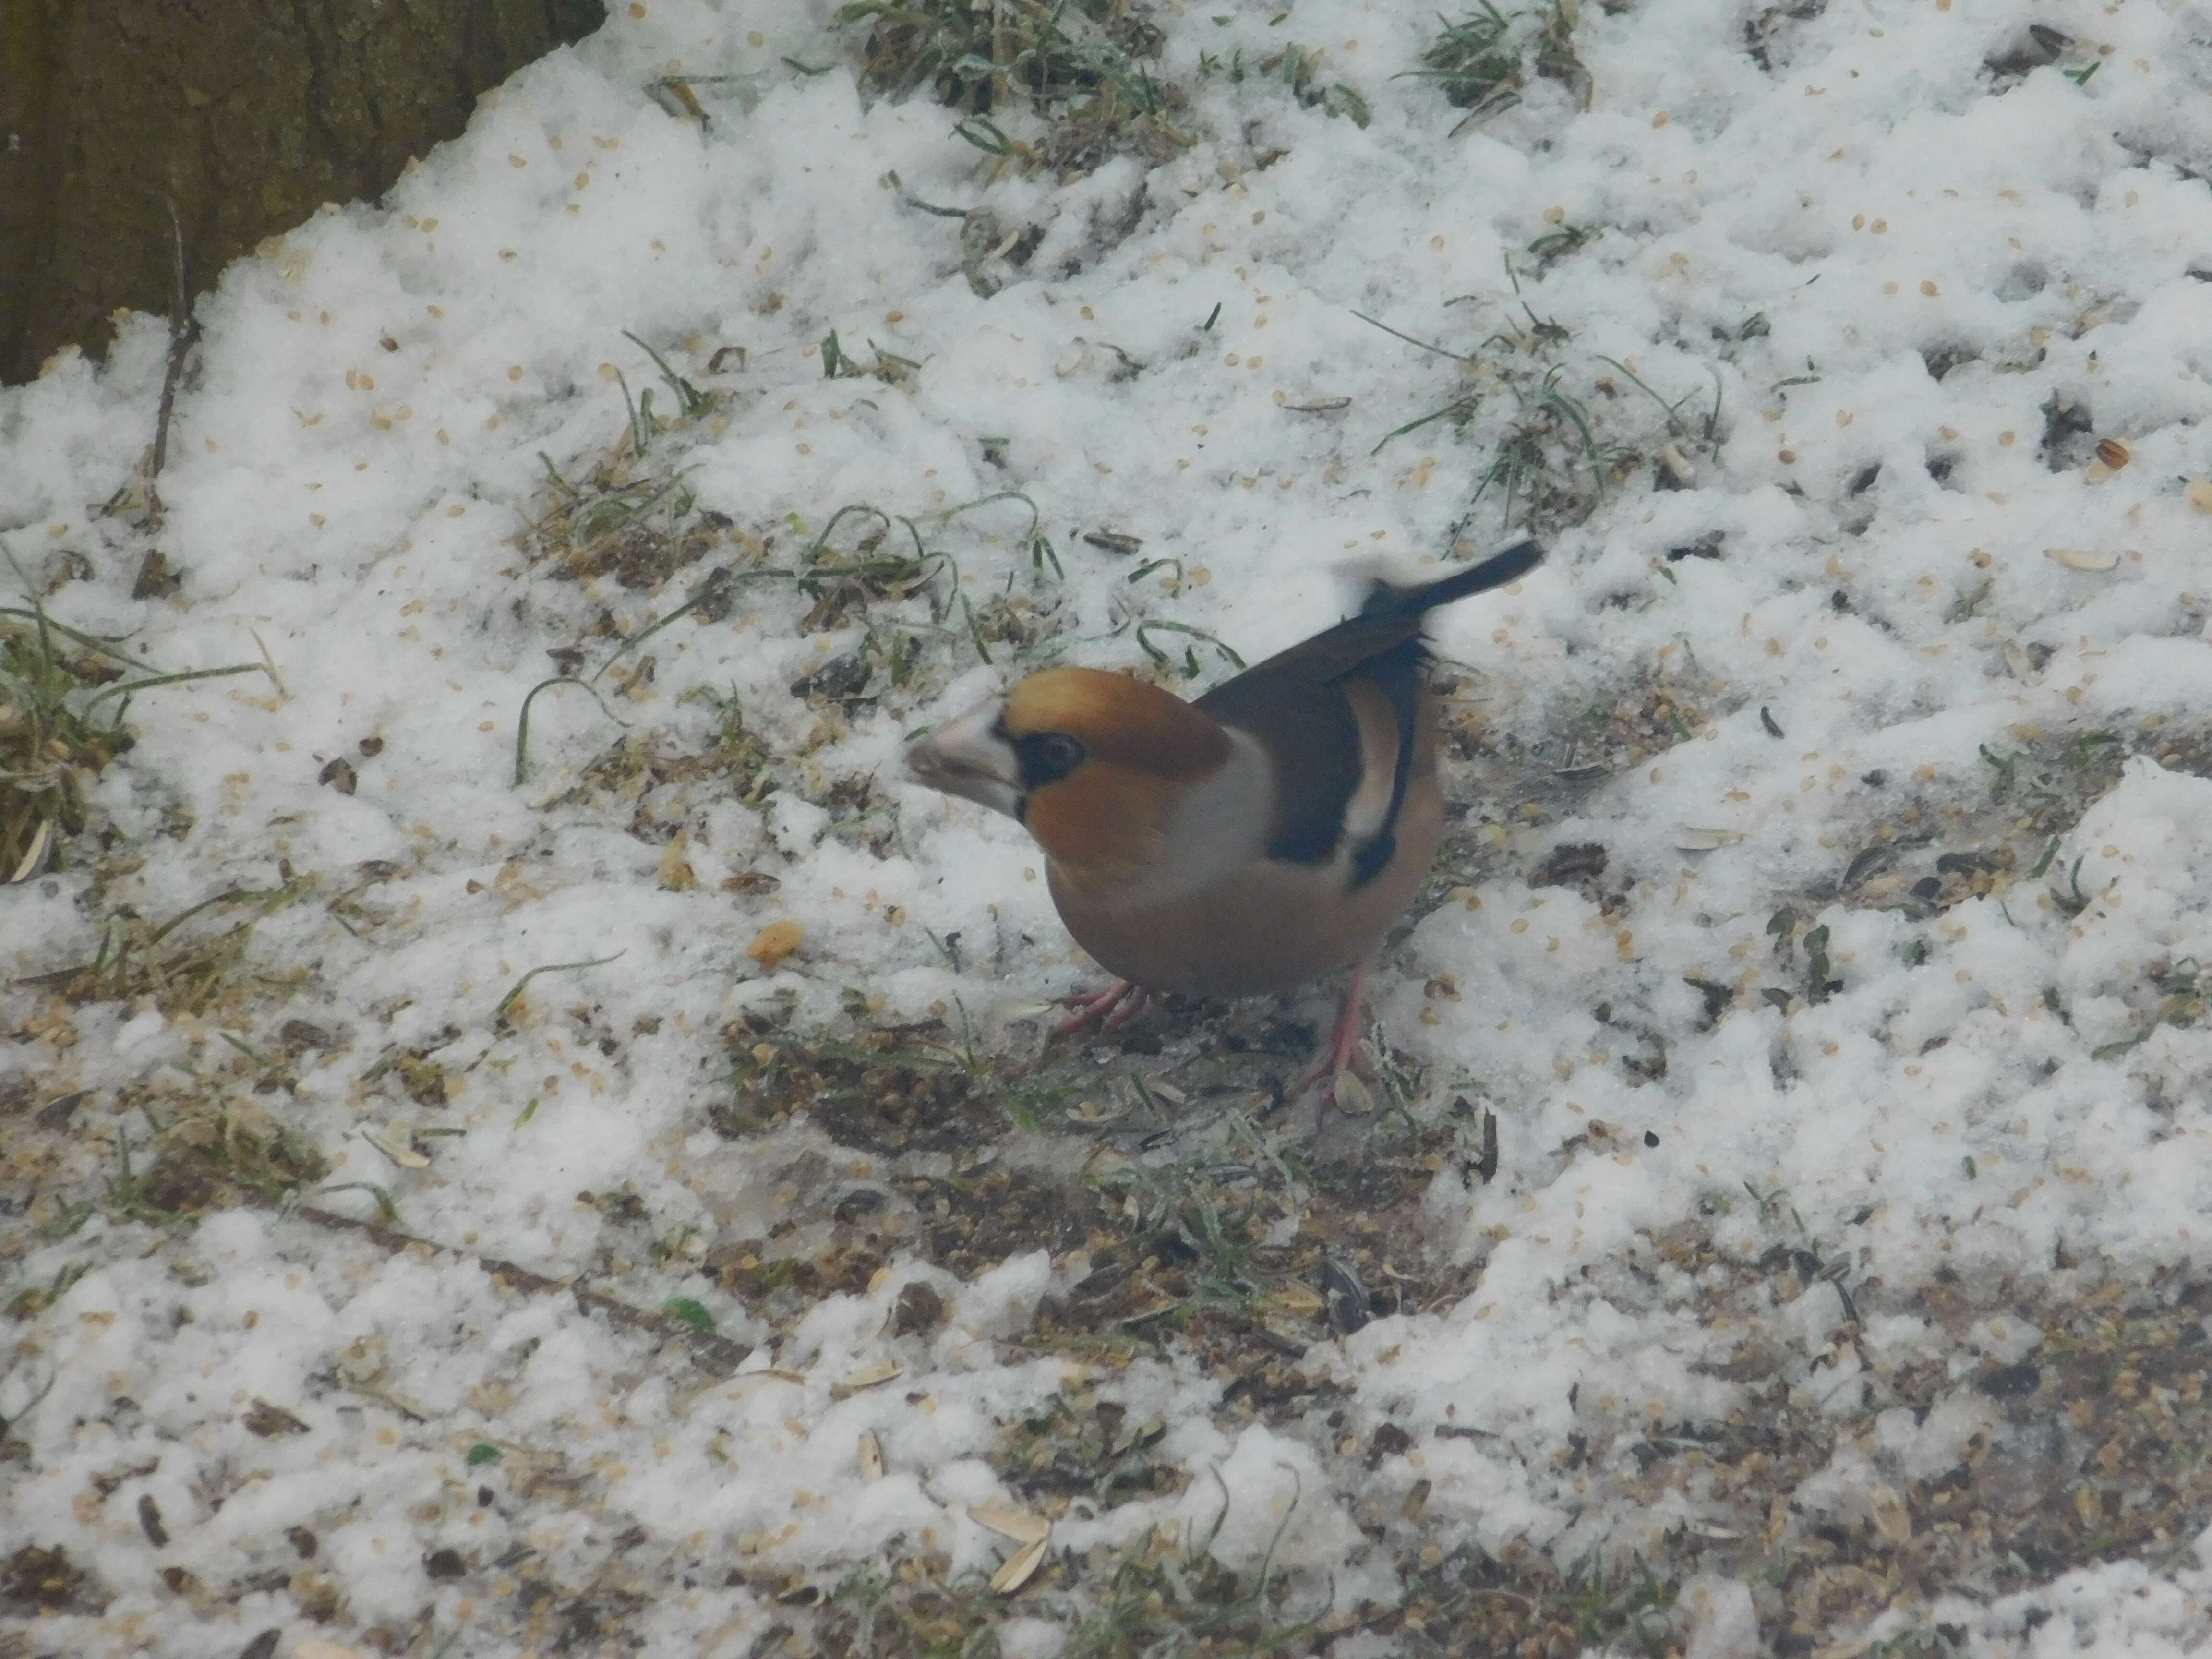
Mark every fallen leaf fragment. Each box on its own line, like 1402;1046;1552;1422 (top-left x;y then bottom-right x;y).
729;1367;809;1388
361;1127;430;1169
830;1358;902;1399
10;818;54;885
747;919;803;969
991;1533;1051;1595
1869;1482;1912;1545
970;1500;1051;1544
9;817;53;883
658;826;696;891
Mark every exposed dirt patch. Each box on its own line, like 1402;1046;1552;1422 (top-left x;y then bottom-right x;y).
651;995;2212;1655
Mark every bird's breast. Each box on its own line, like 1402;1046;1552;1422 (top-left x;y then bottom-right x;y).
1047;769;1444;999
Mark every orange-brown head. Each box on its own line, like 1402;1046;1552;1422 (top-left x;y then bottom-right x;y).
904;667;1232;880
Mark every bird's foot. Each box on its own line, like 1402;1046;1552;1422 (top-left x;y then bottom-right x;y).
1057;979;1150;1036
1290;1026;1378;1106
1291;961;1379;1107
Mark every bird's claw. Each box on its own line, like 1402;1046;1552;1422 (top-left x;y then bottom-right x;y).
1057;980;1150;1037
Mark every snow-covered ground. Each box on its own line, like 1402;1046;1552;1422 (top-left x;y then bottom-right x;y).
10;0;2212;1651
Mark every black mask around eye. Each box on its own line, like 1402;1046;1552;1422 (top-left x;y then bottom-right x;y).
1014;730;1087;788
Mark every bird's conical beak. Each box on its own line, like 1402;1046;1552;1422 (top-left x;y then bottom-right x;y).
905;700;1024;820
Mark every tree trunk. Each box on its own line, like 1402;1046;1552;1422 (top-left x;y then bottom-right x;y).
0;0;606;385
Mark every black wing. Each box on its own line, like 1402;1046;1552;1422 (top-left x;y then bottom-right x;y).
1192;540;1543;877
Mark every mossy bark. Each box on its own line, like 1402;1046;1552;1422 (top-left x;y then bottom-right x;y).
0;0;606;385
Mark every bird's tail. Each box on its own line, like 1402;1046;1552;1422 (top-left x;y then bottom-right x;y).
1360;539;1545;620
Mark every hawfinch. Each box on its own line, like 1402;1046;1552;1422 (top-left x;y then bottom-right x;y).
905;539;1544;1093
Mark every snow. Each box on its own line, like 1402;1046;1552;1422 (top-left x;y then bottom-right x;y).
8;0;2212;1650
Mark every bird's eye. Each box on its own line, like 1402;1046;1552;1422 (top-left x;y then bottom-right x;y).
1017;730;1087;786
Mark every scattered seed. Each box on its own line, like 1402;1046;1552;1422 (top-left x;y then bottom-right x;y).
1978;1360;2042;1399
1471;1104;1500;1183
243;1398;311;1438
1674;827;1745;851
1321;1256;1371;1335
2044;547;2118;573
2094;438;2129;469
858;1431;885;1479
891;1282;944;1335
1843;845;1895;886
833;1188;888;1226
1530;842;1607;887
746;920;804;968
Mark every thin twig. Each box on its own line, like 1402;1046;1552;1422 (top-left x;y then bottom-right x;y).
293;1204;753;1374
145;198;198;529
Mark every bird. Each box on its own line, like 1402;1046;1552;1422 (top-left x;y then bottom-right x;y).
903;538;1545;1098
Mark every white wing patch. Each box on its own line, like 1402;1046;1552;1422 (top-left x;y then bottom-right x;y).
1338;682;1402;847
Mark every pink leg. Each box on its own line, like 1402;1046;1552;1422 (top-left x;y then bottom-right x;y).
1056;979;1150;1037
1292;960;1379;1098
1100;986;1152;1033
